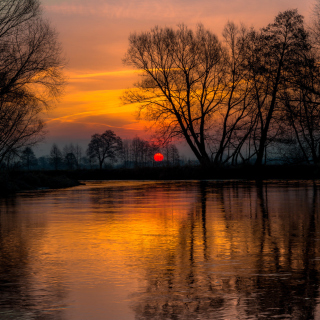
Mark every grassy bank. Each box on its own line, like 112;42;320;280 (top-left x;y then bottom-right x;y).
0;171;82;195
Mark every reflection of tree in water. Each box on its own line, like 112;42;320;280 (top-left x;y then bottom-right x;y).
131;181;320;320
0;197;67;320
237;182;320;319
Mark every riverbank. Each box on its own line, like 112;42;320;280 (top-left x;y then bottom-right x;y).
2;164;320;195
0;172;82;195
48;164;320;181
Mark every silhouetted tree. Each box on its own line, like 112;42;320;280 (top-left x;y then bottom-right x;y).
0;0;65;168
163;143;180;166
245;10;311;166
123;11;320;167
49;144;62;170
20;147;37;170
74;144;82;168
64;152;77;170
87;130;122;169
123;24;226;167
121;139;131;168
37;155;50;170
310;0;320;47
211;22;256;165
62;144;78;169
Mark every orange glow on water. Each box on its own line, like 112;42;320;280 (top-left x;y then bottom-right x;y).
1;181;320;319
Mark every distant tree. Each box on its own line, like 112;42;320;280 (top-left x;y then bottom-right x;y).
63;144;78;169
80;155;93;169
20;146;37;170
121;139;131;168
74;144;83;168
131;137;146;167
50;144;63;170
63;143;75;157
128;137;160;167
0;0;65;168
85;152;97;169
38;155;50;170
87;130;122;169
163;143;180;166
64;152;77;170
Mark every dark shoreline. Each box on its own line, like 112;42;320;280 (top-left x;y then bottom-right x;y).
64;164;320;181
0;171;83;195
2;164;320;195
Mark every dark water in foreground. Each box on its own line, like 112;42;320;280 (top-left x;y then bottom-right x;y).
1;180;320;320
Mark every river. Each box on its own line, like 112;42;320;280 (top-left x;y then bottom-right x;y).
0;180;319;319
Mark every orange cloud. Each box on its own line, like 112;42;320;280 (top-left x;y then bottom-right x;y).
44;70;150;142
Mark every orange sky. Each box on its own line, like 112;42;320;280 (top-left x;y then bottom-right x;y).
37;0;314;155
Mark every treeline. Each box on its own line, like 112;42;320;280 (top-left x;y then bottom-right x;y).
4;130;183;171
123;9;320;167
85;130;181;169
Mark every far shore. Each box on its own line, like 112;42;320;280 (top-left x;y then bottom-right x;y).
2;164;320;195
0;171;83;195
59;164;320;181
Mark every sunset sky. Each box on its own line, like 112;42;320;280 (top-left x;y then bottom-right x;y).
38;0;314;155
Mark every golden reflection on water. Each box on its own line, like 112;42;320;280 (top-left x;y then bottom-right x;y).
1;181;320;320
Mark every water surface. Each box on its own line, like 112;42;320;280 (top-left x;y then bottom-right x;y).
1;180;320;319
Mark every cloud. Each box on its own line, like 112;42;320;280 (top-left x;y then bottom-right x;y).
47;112;136;127
65;70;139;91
70;70;139;78
44;0;189;19
44;0;313;22
45;114;146;140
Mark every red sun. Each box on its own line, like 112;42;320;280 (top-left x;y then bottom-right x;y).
154;153;164;162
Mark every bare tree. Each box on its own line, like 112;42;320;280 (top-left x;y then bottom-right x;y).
121;139;131;168
20;146;37;170
0;97;44;167
50;143;62;170
163;143;180;166
123;12;318;167
210;22;256;165
0;0;39;39
74;144;82;168
64;152;77;170
131;137;145;167
280;47;320;164
87;130;122;169
310;0;320;47
123;24;227;167
38;155;50;169
0;0;65;168
244;10;311;166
